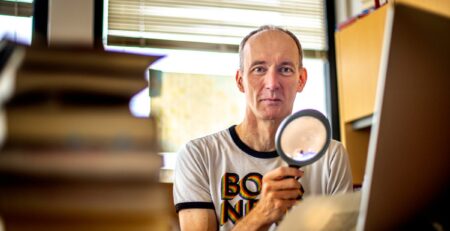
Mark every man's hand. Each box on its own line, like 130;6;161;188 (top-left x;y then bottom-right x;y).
232;166;304;231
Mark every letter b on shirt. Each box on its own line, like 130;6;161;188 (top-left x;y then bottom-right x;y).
221;172;262;200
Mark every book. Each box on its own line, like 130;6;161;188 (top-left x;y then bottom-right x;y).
4;106;159;151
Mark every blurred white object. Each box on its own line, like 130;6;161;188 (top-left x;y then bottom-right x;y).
278;191;361;231
0;44;25;148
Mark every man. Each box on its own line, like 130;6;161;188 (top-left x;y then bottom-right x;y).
173;25;353;231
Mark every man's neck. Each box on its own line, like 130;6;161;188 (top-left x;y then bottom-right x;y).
235;117;282;152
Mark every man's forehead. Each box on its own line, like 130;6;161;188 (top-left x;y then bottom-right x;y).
243;30;299;65
245;29;291;47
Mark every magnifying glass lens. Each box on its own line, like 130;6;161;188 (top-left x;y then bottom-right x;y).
280;116;327;161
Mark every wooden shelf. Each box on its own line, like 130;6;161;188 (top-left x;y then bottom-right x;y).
351;114;373;130
335;4;389;185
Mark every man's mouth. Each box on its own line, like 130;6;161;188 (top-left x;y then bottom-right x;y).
260;98;282;102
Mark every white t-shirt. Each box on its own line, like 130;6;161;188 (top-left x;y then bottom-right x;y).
173;126;353;230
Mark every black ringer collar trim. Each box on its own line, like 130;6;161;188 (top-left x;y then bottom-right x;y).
228;125;278;159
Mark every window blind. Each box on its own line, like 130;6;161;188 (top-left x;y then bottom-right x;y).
106;0;326;52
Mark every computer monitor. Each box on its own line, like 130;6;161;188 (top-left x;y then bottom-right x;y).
278;3;450;230
358;2;450;230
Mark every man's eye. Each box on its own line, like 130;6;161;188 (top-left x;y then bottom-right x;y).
252;66;266;74
280;67;294;75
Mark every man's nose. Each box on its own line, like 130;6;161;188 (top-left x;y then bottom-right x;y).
264;69;280;90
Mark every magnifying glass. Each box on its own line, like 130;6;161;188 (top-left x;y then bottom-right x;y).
275;109;331;171
275;109;331;200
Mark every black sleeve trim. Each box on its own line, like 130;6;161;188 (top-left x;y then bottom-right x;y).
175;202;215;213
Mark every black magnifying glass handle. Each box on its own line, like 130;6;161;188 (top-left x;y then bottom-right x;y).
286;164;304;200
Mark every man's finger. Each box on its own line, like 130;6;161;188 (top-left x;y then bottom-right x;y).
263;177;301;191
263;166;303;181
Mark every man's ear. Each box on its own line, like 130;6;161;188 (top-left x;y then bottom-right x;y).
296;68;308;92
236;70;245;93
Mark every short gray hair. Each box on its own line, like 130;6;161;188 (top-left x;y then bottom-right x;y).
239;25;303;70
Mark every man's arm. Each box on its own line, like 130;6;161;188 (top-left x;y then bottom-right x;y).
329;142;353;194
174;142;216;230
179;209;217;231
232;166;304;231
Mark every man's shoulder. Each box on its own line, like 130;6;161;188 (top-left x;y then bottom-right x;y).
187;126;233;146
321;139;347;160
324;139;350;162
329;139;344;150
177;126;235;164
179;126;233;154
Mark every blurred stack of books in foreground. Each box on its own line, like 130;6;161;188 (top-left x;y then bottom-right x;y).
0;41;171;231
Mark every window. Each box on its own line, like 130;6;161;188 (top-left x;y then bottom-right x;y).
105;0;327;52
0;0;33;45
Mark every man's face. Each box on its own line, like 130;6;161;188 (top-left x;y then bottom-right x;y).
236;30;307;121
